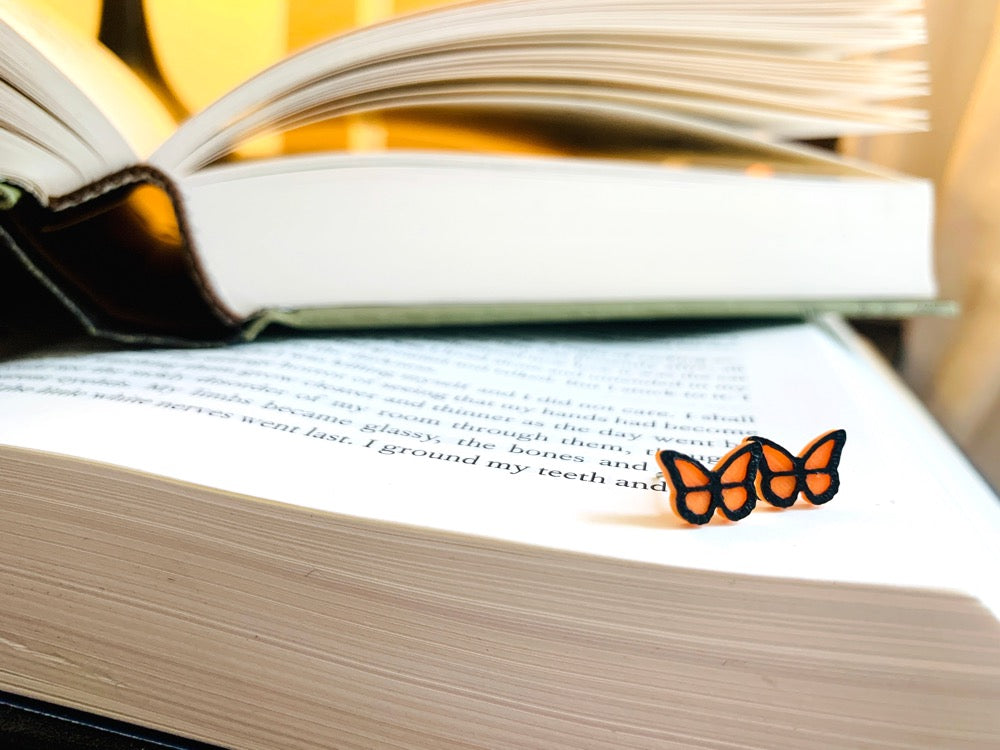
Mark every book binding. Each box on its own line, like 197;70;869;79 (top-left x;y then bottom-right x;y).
0;169;239;345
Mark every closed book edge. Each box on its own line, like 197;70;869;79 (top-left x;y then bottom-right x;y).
0;156;943;345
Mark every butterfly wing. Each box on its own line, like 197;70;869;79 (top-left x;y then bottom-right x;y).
798;429;846;505
712;442;759;521
656;450;716;525
746;436;800;508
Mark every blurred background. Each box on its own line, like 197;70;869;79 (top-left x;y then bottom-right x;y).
18;0;1000;487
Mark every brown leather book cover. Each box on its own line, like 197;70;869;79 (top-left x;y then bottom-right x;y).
0;168;238;345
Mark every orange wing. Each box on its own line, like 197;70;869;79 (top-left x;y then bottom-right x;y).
656;443;759;525
799;430;846;505
747;437;799;508
716;445;757;519
746;430;846;507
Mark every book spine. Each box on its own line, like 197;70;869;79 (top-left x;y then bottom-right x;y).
0;169;240;345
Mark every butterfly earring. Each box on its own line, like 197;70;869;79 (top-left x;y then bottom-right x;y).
744;429;846;508
655;442;760;525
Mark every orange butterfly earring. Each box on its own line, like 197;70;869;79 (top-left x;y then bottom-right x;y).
656;429;847;525
744;429;846;508
655;442;760;525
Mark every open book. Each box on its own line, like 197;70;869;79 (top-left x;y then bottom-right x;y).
0;0;937;344
0;318;997;749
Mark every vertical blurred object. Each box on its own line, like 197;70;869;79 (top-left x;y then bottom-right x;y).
145;0;288;157
283;0;391;152
144;1;288;116
845;0;1000;488
98;0;186;121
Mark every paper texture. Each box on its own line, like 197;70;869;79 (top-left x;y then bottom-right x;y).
1;321;997;614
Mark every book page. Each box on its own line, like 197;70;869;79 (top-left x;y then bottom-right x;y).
178;153;934;318
0;2;174;191
0;322;997;613
152;0;927;174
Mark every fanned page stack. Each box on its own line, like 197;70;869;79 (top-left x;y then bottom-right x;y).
0;0;936;344
0;318;998;749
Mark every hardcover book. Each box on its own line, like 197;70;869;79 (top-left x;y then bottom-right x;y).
0;0;937;344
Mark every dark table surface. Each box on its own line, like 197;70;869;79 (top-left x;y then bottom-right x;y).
0;691;223;750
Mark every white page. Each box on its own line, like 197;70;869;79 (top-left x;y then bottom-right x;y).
0;2;173;181
151;0;926;173
0;322;997;615
179;153;934;317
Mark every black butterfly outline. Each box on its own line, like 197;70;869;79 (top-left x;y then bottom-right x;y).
744;429;847;508
655;442;760;526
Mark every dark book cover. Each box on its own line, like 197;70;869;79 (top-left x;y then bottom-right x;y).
0;691;223;750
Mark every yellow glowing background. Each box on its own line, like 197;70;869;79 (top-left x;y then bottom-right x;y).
25;0;515;156
26;1;457;107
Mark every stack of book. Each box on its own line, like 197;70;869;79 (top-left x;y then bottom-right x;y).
1;2;997;749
